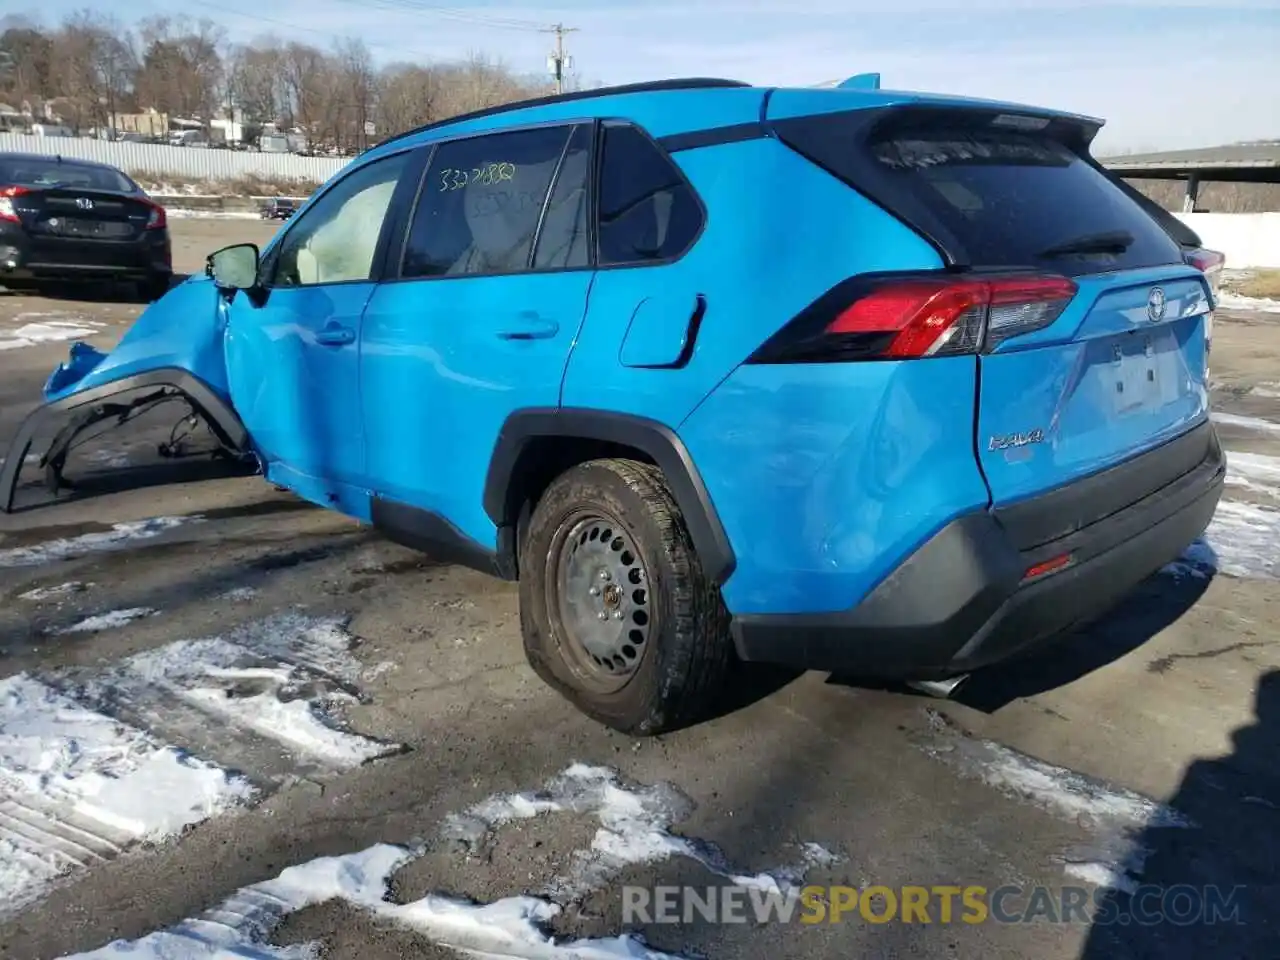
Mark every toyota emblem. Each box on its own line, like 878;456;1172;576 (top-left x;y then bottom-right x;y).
1146;287;1166;323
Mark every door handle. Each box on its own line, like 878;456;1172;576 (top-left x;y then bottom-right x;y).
315;325;355;346
497;313;559;340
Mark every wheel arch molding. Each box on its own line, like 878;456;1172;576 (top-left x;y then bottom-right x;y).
1;367;250;514
483;407;737;585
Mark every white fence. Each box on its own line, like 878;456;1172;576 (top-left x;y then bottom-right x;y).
1175;213;1280;271
0;134;348;184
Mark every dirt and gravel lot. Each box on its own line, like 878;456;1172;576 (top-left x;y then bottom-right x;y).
0;219;1277;960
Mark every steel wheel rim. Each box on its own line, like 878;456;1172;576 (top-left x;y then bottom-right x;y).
550;511;653;694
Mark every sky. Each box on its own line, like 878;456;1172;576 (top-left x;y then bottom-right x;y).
27;0;1280;153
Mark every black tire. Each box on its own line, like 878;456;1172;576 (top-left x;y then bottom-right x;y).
519;457;733;736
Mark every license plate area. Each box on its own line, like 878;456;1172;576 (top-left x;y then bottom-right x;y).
37;217;135;239
1111;334;1160;415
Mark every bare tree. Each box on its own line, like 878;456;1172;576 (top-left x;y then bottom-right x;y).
229;40;285;139
376;62;440;136
5;13;577;158
135;16;225;122
279;41;330;147
334;38;375;152
51;11;128;134
0;16;55;104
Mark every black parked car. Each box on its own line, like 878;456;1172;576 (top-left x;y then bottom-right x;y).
0;152;172;302
259;196;297;220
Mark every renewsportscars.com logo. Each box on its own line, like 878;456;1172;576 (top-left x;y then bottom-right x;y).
622;884;1244;927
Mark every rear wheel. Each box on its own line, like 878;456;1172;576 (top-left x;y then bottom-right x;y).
519;458;733;735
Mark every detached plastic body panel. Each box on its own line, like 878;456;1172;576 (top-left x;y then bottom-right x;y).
1;276;250;514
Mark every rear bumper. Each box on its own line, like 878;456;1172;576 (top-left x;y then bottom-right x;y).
0;228;171;282
730;420;1226;678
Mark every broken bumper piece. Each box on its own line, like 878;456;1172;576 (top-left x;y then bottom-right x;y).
1;363;253;514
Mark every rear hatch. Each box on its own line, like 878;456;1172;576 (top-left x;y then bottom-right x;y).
769;98;1213;508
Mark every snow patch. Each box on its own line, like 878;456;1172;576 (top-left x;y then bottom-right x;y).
1212;411;1280;436
86;449;131;469
75;613;397;768
1164;500;1280;581
920;710;1192;894
444;763;839;902
51;608;157;634
0;674;255;915
361;660;396;680
163;208;267;220
57;843;690;960
1225;450;1280;499
18;582;92;602
50;763;837;957
0;516;201;568
217;586;258;602
1216;291;1280;314
0;318;105;351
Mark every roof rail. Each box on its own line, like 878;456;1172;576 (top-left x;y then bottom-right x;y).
369;77;750;154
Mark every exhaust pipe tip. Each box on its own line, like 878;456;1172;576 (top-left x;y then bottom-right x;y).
907;675;970;699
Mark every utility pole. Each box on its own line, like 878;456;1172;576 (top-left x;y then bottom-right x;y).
542;22;578;95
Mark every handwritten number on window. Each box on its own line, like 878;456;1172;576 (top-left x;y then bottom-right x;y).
438;162;517;192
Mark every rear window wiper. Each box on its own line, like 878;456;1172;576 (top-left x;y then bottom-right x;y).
1036;230;1135;258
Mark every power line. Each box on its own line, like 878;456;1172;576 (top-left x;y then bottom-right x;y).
218;0;578;73
336;0;554;33
216;5;433;56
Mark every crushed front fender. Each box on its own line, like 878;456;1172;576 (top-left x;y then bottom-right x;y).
1;277;253;514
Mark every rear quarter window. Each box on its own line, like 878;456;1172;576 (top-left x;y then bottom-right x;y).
776;111;1184;276
596;123;703;266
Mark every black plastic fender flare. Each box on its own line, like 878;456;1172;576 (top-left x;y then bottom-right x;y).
482;407;737;585
0;368;249;514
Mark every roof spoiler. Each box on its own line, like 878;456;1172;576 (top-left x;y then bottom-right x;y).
838;73;881;90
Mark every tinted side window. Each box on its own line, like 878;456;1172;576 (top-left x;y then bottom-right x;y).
270;152;408;287
532;123;591;270
401;125;573;279
597;124;702;266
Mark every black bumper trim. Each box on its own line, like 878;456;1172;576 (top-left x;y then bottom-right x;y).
730;425;1226;678
994;419;1214;550
0;368;249;514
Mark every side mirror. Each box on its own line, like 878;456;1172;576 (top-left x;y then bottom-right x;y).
207;243;260;290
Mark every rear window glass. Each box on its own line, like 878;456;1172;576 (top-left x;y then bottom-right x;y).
0;158;135;193
778;113;1183;275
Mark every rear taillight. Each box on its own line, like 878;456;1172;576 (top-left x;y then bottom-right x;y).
748;273;1078;363
1184;247;1223;366
1185;246;1225;299
143;198;167;230
0;185;29;223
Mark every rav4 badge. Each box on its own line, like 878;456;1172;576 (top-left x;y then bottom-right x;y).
988;429;1045;452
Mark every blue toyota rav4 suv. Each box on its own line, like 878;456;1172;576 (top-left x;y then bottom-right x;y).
1;77;1227;735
